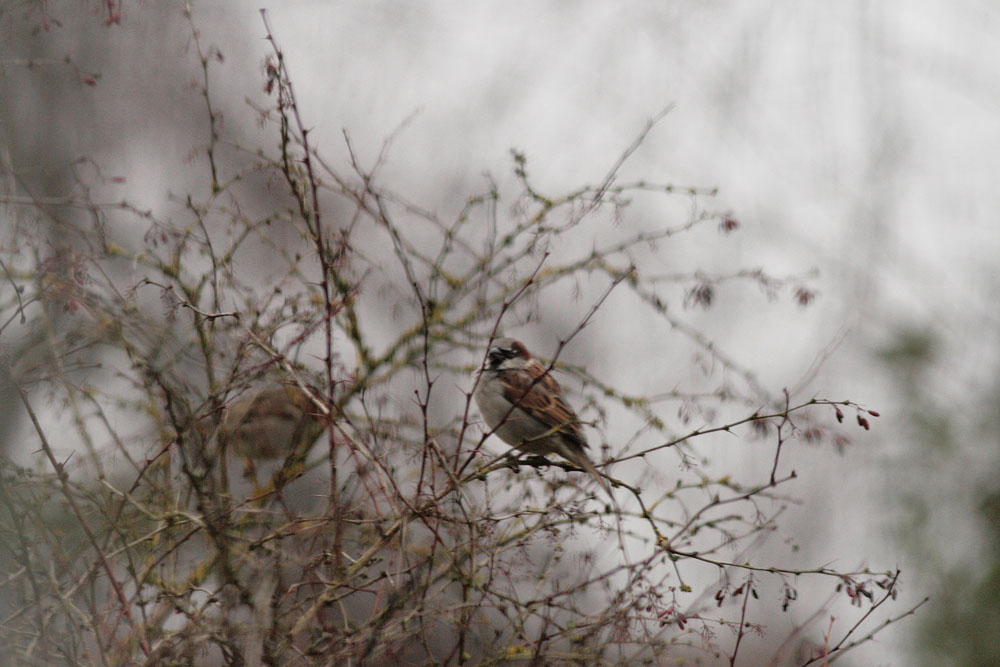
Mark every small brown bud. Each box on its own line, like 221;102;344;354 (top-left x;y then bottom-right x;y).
685;283;714;308
719;216;740;234
794;287;815;306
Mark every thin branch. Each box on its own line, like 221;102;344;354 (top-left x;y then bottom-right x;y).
7;361;150;656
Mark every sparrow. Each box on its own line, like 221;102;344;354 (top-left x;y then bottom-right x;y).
217;383;325;459
473;338;610;494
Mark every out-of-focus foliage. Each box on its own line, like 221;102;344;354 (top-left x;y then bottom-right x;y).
878;327;1000;666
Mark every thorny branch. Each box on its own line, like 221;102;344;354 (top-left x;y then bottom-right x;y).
0;10;914;665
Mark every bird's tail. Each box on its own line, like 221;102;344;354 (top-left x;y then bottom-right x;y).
562;445;612;497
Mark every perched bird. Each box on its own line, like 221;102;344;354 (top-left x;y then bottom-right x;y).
218;383;324;459
473;338;610;494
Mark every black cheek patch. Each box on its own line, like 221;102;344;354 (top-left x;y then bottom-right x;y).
488;347;517;367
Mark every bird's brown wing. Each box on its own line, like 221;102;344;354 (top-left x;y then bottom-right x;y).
498;360;589;449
